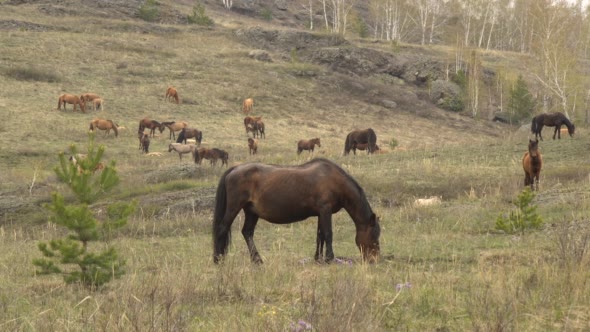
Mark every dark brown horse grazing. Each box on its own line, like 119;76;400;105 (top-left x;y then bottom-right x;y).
297;138;321;155
58;94;86;113
89;118;118;137
523;139;543;191
161;121;189;140
138;118;165;138
531;112;575;141
195;147;229;167
177;127;203;145
212;158;381;264
344;128;377;155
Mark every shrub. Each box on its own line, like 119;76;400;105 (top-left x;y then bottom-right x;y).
187;3;214;26
261;8;272;21
508;75;535;123
495;189;543;234
389;137;399;150
4;66;60;82
138;0;159;22
33;135;136;288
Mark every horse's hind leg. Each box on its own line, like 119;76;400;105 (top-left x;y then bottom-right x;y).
242;209;263;264
318;211;334;262
314;223;325;262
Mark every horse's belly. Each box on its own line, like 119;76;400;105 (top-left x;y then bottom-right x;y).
251;199;318;224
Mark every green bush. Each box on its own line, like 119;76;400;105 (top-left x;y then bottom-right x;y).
187;3;214;26
508;75;535;123
495;189;543;234
261;8;272;21
138;0;159;22
33;135;136;288
389;137;399;150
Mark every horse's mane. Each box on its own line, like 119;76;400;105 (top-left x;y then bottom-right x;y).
162;121;175;126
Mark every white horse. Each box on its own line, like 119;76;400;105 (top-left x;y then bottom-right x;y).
168;143;196;160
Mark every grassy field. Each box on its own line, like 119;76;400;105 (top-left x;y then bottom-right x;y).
1;1;590;331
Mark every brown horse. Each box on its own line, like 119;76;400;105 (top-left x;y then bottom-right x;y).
92;98;104;111
248;137;258;155
141;134;150;154
80;93;101;109
57;94;85;113
89;118;118;137
138;118;165;138
165;86;180;104
531;112;575;140
344;128;377;155
162;121;189;140
523;139;543;191
212;158;381;264
297;138;321;155
176;127;203;145
242;98;254;114
244;116;262;134
254;119;265;139
195;147;229;167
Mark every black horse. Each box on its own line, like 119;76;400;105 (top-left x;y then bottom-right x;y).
344;128;377;155
531;112;575;141
212;158;381;264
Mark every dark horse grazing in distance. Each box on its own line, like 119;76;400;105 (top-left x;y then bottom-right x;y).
177;127;203;145
344;128;377;155
523;139;543;191
138;118;165;138
212;158;381;264
531;112;575;141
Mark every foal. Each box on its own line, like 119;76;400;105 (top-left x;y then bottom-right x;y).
522;139;543;191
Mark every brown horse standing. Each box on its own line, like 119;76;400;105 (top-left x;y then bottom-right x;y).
165;86;180;104
195;147;229;167
58;94;85;113
242;98;254;114
244;116;262;134
162;121;189;140
92;98;104;111
212;158;381;264
248;137;258;155
297;138;321;155
80;93;101;109
141;134;150;154
522;139;543;191
531;112;575;140
138;118;165;138
344;128;377;155
89;118;118;137
177;128;203;145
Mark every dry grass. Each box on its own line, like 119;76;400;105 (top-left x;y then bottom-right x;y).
1;1;589;330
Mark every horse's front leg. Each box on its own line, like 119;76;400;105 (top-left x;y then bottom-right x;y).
553;126;559;140
318;211;334;262
242;209;263;264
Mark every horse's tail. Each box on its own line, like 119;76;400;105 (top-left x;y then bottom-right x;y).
193;147;201;164
197;131;203;146
109;120;118;137
530;116;537;134
367;128;377;153
89;121;94;131
213;167;234;263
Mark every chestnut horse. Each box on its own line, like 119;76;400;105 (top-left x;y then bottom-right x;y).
89;118;118;137
242;98;254;114
297;138;321;155
176;128;203;145
531;112;575;140
248;137;258;155
92;98;104;111
344;128;377;155
162;121;189;140
244;116;262;134
522;139;543;191
57;94;85;112
138;118;165;138
212;158;381;264
80;93;101;109
195;147;229;167
165;86;180;104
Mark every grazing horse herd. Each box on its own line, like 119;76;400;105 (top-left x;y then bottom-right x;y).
56;86;577;263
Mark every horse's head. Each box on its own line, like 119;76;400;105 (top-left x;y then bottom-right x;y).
355;213;380;263
158;123;166;133
168;143;174;152
568;124;576;137
315;138;321;147
528;139;539;158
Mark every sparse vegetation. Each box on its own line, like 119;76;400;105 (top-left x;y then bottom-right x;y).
0;0;589;330
187;3;214;26
138;0;159;22
4;66;60;82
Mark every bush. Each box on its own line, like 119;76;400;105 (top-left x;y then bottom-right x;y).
389;137;399;150
187;3;214;26
138;0;159;22
495;189;543;234
4;66;60;82
261;8;272;21
508;75;535;123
